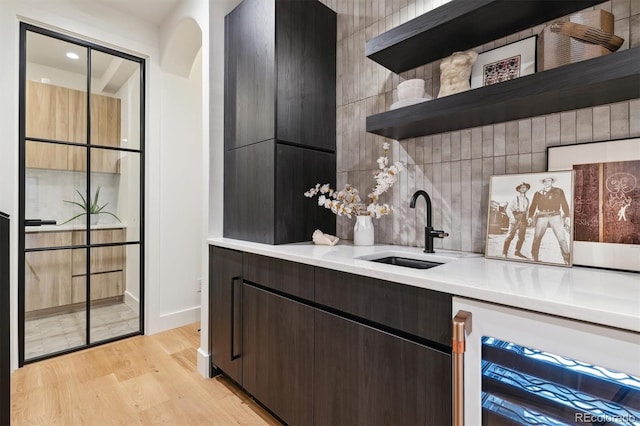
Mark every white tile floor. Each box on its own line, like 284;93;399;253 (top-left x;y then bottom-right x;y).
25;302;140;360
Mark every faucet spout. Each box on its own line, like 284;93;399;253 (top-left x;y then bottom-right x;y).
410;190;447;253
409;190;432;228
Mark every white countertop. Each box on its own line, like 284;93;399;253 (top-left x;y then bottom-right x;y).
26;223;127;233
209;237;640;333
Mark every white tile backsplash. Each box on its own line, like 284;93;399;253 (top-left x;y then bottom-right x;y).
25;169;120;226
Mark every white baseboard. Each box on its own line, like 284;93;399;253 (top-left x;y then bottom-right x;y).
197;347;211;378
124;291;139;314
147;305;201;335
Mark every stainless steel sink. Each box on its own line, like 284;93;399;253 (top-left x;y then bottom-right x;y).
370;256;443;269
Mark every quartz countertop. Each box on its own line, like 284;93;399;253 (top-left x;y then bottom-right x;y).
26;223;127;233
209;237;640;333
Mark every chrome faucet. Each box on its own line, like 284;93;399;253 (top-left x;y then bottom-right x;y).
409;190;449;253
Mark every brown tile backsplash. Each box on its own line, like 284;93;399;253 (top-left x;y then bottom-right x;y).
320;0;639;252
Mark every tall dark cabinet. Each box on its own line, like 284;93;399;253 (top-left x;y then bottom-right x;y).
1;212;9;426
223;0;337;244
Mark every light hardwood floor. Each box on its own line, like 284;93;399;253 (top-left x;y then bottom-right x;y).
11;323;280;425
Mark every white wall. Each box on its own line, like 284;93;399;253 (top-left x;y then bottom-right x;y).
0;0;215;371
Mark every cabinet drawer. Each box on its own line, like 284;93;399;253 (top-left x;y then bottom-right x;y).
72;229;125;275
71;271;124;303
315;267;452;347
243;253;314;300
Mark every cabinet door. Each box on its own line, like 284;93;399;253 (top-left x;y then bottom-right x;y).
243;284;313;426
209;246;243;384
275;144;336;244
223;140;275;243
314;310;452;426
25;81;69;170
275;0;336;151
224;0;276;150
24;231;73;312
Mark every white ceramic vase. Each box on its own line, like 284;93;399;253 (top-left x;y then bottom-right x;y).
353;215;374;246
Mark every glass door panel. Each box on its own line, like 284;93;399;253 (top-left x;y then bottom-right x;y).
24;247;87;361
90;150;140;243
21;25;144;364
90;243;140;344
25;31;87;143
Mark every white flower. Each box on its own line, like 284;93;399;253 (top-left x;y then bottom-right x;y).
304;142;404;219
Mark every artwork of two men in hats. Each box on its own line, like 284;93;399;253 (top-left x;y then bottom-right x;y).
502;176;571;264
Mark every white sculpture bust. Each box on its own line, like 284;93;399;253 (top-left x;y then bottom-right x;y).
437;50;479;98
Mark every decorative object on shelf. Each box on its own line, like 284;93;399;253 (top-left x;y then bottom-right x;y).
312;229;339;246
437;50;478;98
390;97;431;110
391;78;431;110
59;186;121;225
548;138;640;272
397;78;425;100
538;9;623;71
470;36;537;89
485;171;574;267
304;142;404;245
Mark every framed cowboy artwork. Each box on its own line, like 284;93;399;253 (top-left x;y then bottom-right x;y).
486;171;575;267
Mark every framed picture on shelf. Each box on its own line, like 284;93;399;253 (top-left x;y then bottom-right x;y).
470;36;537;89
548;138;640;272
485;171;574;267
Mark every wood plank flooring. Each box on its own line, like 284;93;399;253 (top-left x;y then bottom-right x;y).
11;323;280;425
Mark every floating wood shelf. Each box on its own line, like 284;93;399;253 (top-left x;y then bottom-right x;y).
366;48;640;140
365;0;604;74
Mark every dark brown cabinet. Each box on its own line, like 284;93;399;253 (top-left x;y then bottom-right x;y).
209;247;453;425
243;284;314;426
224;141;336;245
224;0;336;151
1;212;9;426
314;310;451;426
315;267;452;347
209;246;243;385
223;0;337;244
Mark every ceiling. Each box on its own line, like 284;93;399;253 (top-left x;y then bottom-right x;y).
26;0;185;92
94;0;182;26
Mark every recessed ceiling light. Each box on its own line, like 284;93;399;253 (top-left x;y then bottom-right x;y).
66;52;79;60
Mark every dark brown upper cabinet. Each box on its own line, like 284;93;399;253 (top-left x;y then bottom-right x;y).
223;0;337;244
224;0;336;152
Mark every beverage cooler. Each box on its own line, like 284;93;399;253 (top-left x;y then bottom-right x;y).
452;297;640;425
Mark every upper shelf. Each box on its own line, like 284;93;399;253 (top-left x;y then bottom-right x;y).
365;0;604;74
366;48;640;140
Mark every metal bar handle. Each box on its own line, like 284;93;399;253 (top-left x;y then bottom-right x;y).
25;219;57;227
452;310;472;426
230;276;242;360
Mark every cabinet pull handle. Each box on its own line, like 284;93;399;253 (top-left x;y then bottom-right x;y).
25;219;57;227
230;276;242;361
452;310;472;426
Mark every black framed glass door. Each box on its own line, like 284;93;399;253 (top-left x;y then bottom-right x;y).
19;24;145;364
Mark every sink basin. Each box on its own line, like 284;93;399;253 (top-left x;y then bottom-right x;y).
370;256;443;269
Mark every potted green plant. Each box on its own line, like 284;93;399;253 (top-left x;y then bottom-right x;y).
59;187;121;225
